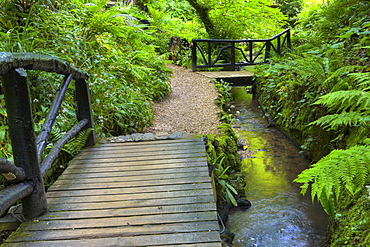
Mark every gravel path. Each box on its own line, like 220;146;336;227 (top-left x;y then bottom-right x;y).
144;64;221;136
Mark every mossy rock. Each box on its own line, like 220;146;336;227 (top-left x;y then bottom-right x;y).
328;187;370;247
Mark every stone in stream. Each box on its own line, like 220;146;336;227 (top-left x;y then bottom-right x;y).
131;133;143;141
155;132;169;140
143;133;155;141
169;132;183;139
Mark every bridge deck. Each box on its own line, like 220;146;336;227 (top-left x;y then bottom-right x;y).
197;70;255;86
3;138;221;246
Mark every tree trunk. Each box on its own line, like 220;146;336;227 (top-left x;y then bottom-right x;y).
185;0;219;38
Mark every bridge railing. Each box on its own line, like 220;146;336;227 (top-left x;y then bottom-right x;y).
191;28;291;72
0;52;96;220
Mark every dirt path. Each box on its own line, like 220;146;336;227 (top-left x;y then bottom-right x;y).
145;64;221;136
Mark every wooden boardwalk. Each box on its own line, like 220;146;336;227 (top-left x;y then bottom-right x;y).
3;138;221;246
197;70;255;86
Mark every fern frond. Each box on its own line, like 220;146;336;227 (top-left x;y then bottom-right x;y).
62;129;92;156
323;65;363;89
310;112;364;129
294;145;370;216
348;72;370;90
311;89;370;129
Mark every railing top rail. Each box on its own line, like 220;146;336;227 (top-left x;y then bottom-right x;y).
0;52;94;220
0;52;88;79
192;28;290;43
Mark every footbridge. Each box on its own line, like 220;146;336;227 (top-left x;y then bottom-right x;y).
0;53;221;246
192;29;291;86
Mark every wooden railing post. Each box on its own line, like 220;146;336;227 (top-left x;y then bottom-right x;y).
230;42;236;71
1;68;47;219
249;41;253;63
75;78;96;146
191;41;197;72
207;42;212;67
265;41;271;62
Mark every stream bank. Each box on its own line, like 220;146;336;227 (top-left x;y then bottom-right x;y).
225;87;328;246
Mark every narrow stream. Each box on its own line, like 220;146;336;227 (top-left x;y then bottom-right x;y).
226;87;328;247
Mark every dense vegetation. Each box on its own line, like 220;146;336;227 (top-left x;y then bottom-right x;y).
0;0;175;162
254;0;370;245
1;0;369;245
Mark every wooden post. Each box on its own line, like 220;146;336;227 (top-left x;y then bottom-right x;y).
207;42;212;67
249;41;253;64
75;78;96;146
1;68;47;219
230;42;236;71
265;41;271;62
191;41;197;72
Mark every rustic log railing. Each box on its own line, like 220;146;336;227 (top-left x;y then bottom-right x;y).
0;52;96;220
191;29;291;72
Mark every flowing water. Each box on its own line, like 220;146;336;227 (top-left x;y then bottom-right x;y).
226;87;328;247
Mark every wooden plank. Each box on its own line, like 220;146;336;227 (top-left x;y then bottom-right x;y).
17;211;218;231
46;182;212;197
74;151;206;161
82;141;205;152
38;203;216;220
6;221;220;242
64;159;207;172
0;214;21;231
197;70;253;78
48;176;211;191
51;170;210;185
76;146;205;159
69;156;205;166
47;195;215;211
47;188;211;203
4;231;221;246
101;138;204;147
57;165;208;179
67;153;206;164
4;140;221;246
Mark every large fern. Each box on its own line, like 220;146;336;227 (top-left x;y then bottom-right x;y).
323;65;364;91
294;144;370;216
311;90;370;129
311;69;370;129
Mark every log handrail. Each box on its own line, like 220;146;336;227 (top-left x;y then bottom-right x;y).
0;52;96;219
191;29;291;71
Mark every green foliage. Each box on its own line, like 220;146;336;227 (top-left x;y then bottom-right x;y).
309;67;370;136
0;0;172;141
43;128;93;188
252;0;370;245
191;0;287;39
294;145;370;217
146;0;206;66
211;153;238;206
270;0;304;27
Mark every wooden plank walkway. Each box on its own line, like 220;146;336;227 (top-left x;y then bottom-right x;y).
2;138;221;246
197;70;255;86
197;70;253;79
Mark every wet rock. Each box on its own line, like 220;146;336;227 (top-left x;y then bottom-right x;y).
143;133;155;141
169;132;183;139
155;132;169;140
108;132;187;143
236;197;252;211
120;135;134;142
220;227;235;245
131;133;143;141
